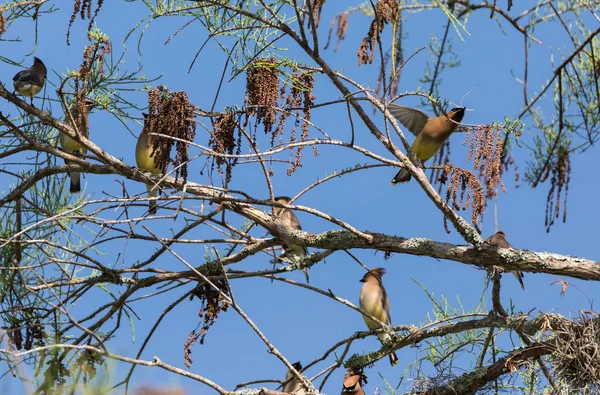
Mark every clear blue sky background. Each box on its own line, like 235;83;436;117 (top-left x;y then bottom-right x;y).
1;1;599;394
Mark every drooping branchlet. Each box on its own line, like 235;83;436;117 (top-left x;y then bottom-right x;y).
67;0;105;45
184;268;230;369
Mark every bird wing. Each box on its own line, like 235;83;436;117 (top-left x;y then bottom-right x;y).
387;104;430;137
13;69;44;87
381;282;392;325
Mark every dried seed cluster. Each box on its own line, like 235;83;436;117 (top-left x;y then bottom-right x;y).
464;124;506;199
324;11;348;51
209;111;241;184
311;0;326;28
146;85;197;183
245;57;280;135
244;58;316;177
74;36;111;120
278;71;315;175
552;315;600;390
439;164;485;233
543;149;571;232
0;11;6;39
358;0;399;66
67;0;105;45
184;275;230;368
8;320;44;352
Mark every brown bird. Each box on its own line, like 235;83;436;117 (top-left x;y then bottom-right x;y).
13;57;47;103
135;113;164;214
359;268;399;366
273;196;309;283
282;361;305;395
60;100;94;193
341;370;365;395
485;231;525;290
388;104;466;184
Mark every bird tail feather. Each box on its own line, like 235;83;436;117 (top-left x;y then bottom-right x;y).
69;172;81;193
513;271;525;290
391;168;411;185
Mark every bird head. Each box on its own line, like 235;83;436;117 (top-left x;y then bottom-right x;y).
274;196;292;204
448;107;466;123
291;361;302;371
359;267;386;282
32;57;47;74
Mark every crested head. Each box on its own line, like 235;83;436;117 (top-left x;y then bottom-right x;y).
291;361;302;370
448;107;466;123
359;267;386;282
275;196;292;204
32;57;47;74
496;231;505;236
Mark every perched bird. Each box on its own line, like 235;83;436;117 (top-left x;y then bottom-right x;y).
273;196;309;283
60;100;94;193
388;104;466;184
13;57;47;102
485;231;525;290
135;114;164;214
283;361;305;395
359;268;399;366
341;370;365;395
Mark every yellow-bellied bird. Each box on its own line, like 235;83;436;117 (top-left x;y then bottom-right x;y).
388;104;465;184
273;196;309;283
341;370;365;395
135;114;164;214
359;268;399;366
485;231;525;290
13;57;47;102
283;361;305;395
60;100;94;193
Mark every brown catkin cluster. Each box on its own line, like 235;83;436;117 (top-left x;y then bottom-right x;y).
439;164;485;233
244;61;316;177
311;0;326;28
324;11;348;51
289;72;315;175
146;85;197;183
0;11;6;39
184;275;230;368
245;57;280;135
209;111;241;184
464;124;506;199
552;315;600;390
74;36;111;121
67;0;105;45
543;149;571;232
430;140;452;194
7;320;44;352
503;152;521;188
358;0;399;66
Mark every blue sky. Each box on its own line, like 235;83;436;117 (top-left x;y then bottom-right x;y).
1;1;599;394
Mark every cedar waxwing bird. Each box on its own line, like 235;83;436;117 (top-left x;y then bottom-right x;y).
282;361;305;395
359;268;399;366
341;370;365;395
388;104;466;184
485;231;525;290
273;196;310;283
60;100;94;193
135;113;164;214
12;57;47;102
